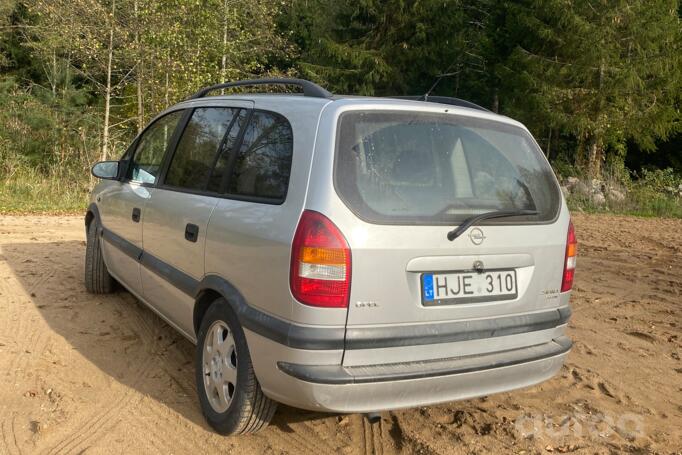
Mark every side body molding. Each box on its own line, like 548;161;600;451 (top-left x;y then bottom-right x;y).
94;222;572;354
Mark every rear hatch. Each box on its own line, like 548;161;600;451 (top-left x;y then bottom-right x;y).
332;109;568;364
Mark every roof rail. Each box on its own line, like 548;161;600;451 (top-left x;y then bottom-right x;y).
189;78;333;100
390;95;490;112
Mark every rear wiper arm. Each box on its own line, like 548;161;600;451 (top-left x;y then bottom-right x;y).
447;209;538;241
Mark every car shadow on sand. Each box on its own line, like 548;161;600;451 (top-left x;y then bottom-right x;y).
3;240;332;433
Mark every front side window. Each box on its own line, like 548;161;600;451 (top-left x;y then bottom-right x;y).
335;111;561;224
165;107;239;191
227;111;293;201
128;110;184;184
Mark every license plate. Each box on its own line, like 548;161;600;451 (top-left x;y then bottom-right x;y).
421;269;517;306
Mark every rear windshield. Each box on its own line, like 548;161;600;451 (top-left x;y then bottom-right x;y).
334;111;561;225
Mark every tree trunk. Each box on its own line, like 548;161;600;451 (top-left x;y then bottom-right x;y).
63;53;70;98
101;0;116;161
588;61;606;178
574;131;585;169
51;49;57;97
492;89;499;113
164;64;170;108
51;48;58;160
587;135;604;178
221;0;229;82
136;62;144;132
135;0;144;132
150;64;156;113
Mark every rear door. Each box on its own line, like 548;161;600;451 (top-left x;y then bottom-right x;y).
328;109;568;363
141;104;251;338
98;109;185;297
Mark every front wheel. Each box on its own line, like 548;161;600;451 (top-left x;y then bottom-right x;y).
84;219;115;294
195;299;277;435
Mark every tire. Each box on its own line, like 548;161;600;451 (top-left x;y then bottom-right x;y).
195;298;277;435
84;219;115;294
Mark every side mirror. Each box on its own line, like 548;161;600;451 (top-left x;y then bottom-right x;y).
91;161;120;180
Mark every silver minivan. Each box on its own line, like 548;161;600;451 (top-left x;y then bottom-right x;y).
85;78;576;435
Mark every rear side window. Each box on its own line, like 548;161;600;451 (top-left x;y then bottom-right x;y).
206;109;248;193
128;110;184;184
227;111;293;201
165;108;239;191
335;111;560;224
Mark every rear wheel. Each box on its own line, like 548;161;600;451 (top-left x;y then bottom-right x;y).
195;298;277;435
84;219;115;294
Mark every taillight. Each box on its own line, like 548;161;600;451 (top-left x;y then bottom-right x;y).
561;220;577;292
290;210;351;308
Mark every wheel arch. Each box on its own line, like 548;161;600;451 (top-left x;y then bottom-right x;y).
193;288;222;336
85;203;101;231
193;275;251;338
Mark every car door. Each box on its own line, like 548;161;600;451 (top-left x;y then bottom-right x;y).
140;103;251;339
98;109;185;297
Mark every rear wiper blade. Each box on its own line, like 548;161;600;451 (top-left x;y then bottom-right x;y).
447;209;538;241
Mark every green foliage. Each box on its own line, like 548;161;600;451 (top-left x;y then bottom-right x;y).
637;168;682;193
0;0;681;216
0;166;89;213
0;78;99;171
565;167;682;218
287;0;681;177
1;0;293;213
502;0;681;176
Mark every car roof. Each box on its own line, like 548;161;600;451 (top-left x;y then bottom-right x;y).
170;93;526;130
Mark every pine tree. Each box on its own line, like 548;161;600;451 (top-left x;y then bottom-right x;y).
500;0;682;177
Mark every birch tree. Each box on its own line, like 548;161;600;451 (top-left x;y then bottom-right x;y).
28;0;136;160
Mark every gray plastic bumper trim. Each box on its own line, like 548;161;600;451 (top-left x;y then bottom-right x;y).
278;336;572;384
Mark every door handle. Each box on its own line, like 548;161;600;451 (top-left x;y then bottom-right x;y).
132;207;141;222
185;223;199;243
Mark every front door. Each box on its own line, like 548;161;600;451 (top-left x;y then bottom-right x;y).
99;109;185;297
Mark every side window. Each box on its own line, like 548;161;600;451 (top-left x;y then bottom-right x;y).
206;109;248;193
227;111;293;201
165;108;239;191
128;110;184;184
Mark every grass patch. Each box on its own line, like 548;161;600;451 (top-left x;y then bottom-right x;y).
0;168;89;214
568;198;682;218
561;167;682;219
567;188;682;219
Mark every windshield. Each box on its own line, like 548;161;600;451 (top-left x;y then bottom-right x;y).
334;110;561;224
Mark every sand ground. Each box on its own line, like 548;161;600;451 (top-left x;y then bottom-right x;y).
0;213;680;454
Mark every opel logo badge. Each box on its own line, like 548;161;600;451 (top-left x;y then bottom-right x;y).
469;227;486;245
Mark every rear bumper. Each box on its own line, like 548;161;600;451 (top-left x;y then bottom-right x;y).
246;325;571;413
278;336;571;385
243;305;572;413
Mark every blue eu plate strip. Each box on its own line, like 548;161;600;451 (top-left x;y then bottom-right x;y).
422;274;434;302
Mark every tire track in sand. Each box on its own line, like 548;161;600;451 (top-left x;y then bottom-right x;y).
0;411;22;455
43;297;165;455
1;267;54;386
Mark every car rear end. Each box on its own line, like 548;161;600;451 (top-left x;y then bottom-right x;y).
251;98;575;413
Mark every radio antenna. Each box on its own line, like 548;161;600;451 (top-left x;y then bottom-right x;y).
422;61;459;101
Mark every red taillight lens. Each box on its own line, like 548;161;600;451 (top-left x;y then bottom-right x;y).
290;210;351;308
561;220;577;292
